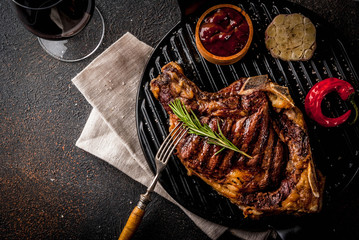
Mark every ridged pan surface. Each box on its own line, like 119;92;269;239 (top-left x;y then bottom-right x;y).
136;0;359;228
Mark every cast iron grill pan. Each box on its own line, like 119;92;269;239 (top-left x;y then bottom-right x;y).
136;0;359;228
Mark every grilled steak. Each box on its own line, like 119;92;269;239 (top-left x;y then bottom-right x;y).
150;62;325;218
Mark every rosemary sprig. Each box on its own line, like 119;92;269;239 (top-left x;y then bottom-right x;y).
169;99;252;158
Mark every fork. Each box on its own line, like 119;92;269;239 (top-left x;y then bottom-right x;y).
118;123;187;240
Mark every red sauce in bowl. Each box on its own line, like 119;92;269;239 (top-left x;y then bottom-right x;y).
199;7;250;57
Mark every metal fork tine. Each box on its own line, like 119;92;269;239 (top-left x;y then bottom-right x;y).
160;128;187;164
157;123;184;159
156;123;182;158
159;127;186;160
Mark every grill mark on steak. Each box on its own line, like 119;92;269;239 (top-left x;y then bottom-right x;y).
150;62;324;218
182;134;198;160
247;104;270;168
271;140;287;188
257;128;275;191
219;119;235;173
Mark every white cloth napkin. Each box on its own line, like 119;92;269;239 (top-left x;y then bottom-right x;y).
72;32;276;240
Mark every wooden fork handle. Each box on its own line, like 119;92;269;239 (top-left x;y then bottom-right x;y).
118;206;145;240
118;193;151;240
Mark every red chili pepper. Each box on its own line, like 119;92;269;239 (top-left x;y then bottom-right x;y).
305;78;358;127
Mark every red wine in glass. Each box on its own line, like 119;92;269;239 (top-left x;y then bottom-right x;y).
12;0;105;62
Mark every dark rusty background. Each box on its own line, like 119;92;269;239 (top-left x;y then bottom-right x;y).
1;0;359;239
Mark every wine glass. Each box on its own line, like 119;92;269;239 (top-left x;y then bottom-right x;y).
11;0;105;62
